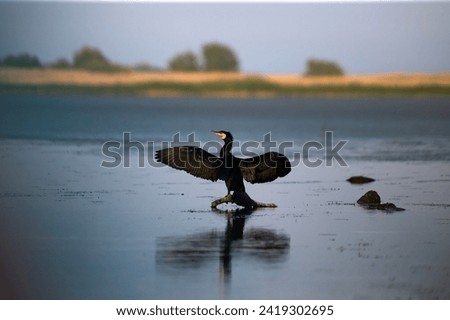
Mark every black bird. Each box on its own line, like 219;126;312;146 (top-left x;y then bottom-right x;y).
155;130;291;209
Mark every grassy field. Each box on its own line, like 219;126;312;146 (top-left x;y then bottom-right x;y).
1;68;450;97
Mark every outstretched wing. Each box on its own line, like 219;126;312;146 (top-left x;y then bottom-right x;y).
155;146;223;182
239;152;291;184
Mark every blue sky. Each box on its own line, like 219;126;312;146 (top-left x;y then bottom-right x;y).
1;1;449;74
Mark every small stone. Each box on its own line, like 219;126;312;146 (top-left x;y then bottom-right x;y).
377;203;406;212
357;190;381;205
347;176;375;184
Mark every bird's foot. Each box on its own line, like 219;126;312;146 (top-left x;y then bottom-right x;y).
211;194;277;209
253;201;277;208
211;194;234;209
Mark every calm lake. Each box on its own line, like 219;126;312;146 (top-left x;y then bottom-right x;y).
1;95;449;299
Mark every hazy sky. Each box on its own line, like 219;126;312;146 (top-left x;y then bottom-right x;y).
1;1;450;74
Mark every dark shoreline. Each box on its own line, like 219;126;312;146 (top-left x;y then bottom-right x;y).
1;81;450;97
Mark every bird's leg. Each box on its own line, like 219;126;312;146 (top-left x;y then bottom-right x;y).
211;194;234;209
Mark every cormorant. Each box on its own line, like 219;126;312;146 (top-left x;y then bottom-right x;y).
155;130;291;209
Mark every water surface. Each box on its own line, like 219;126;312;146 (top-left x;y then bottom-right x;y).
1;95;449;299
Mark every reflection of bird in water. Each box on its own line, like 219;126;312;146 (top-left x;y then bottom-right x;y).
156;209;290;287
156;130;291;209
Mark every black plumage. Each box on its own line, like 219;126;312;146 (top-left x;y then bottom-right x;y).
155;130;291;208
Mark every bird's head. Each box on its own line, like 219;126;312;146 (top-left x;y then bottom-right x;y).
211;130;233;142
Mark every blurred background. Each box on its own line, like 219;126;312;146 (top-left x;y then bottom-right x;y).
0;1;449;74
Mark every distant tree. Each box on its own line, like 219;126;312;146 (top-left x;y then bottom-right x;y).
168;51;200;71
202;42;239;72
73;46;125;72
49;58;71;69
73;46;110;70
305;59;344;76
1;54;42;68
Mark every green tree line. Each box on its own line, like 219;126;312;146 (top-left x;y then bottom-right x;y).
168;43;239;72
1;44;344;76
0;46;160;73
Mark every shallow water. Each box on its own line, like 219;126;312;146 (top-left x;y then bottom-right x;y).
1;95;449;299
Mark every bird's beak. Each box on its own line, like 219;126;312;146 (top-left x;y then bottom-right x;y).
211;130;226;140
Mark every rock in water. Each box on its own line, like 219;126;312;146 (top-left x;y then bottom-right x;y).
347;176;375;184
357;190;381;205
377;203;406;212
356;190;405;212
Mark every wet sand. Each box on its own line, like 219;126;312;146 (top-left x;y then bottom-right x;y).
1;140;449;299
